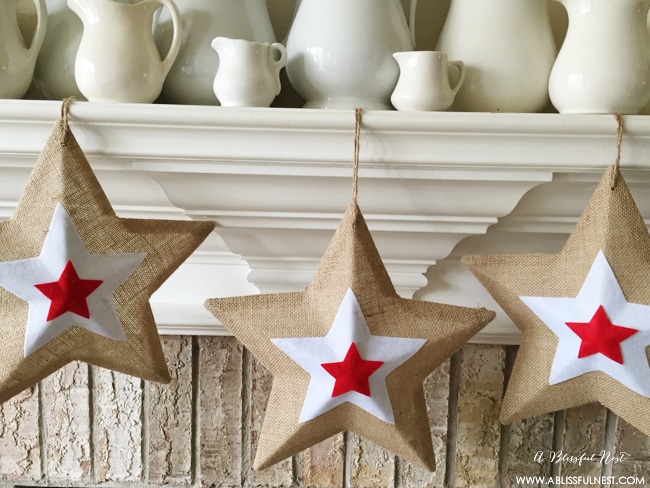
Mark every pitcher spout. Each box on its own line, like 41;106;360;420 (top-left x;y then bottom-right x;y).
211;36;232;57
67;0;98;24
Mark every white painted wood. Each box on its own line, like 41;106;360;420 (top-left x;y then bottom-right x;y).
2;100;649;344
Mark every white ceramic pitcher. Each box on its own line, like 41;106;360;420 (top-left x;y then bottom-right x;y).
436;0;556;112
549;0;650;114
212;37;286;107
285;0;417;109
155;0;277;105
33;0;85;100
69;0;182;103
0;0;47;99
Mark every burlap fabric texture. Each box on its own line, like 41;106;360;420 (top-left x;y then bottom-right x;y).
0;111;214;404
463;164;650;435
206;201;495;470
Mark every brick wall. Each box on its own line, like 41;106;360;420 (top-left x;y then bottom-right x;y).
0;336;647;487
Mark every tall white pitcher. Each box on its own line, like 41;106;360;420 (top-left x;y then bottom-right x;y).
285;0;417;109
33;0;85;100
549;0;650;114
436;0;556;112
69;0;182;103
0;0;47;99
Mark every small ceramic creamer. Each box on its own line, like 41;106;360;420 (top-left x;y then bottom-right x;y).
391;51;465;111
156;0;276;105
0;0;47;99
212;37;286;107
69;0;182;103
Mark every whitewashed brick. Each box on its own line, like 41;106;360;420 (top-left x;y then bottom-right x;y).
455;345;504;488
247;355;293;486
148;336;193;484
92;367;143;482
349;435;395;488
298;435;345;488
42;361;92;482
562;404;606;478
505;415;554;486
0;386;40;481
199;336;243;487
612;419;650;483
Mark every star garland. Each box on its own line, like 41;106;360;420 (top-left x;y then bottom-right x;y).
205;109;495;470
0;100;214;403
464;117;650;434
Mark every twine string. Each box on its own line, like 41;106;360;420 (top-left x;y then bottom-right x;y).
352;108;362;204
611;113;624;190
60;97;76;145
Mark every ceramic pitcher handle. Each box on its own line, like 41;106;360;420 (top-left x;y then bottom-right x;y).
269;42;287;95
26;0;47;64
153;0;183;79
448;60;465;96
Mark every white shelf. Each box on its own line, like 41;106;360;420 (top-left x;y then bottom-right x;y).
2;100;650;344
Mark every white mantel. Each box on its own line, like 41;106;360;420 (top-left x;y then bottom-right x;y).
2;100;650;343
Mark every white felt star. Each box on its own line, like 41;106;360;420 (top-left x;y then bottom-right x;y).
520;250;650;396
0;203;146;356
272;288;426;424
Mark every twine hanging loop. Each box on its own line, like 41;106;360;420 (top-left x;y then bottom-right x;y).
611;113;624;190
60;97;76;145
352;108;362;204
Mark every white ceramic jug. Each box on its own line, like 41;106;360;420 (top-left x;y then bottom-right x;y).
211;37;286;107
156;0;276;105
33;0;84;100
391;51;465;111
0;0;47;99
436;0;556;113
285;0;417;109
69;0;182;103
549;0;650;114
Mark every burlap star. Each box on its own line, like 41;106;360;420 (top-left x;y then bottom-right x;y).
205;201;495;470
463;165;650;435
0;109;214;403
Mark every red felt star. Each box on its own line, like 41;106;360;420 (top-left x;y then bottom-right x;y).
565;305;638;364
34;260;103;321
321;342;384;397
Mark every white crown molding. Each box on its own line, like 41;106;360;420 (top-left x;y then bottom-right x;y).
2;101;650;344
